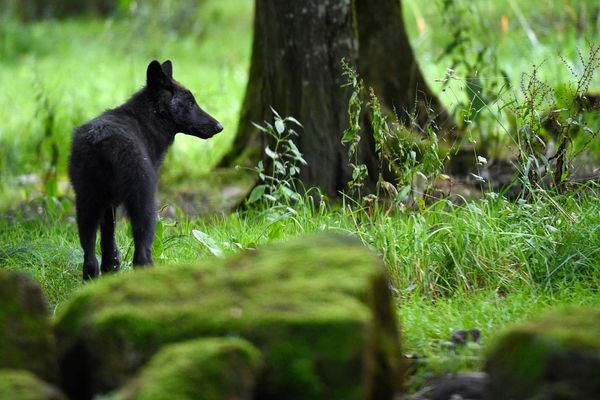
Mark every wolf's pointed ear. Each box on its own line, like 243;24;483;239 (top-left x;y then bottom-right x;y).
161;60;173;79
147;60;172;90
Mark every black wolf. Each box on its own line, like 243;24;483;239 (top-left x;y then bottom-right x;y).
69;60;222;280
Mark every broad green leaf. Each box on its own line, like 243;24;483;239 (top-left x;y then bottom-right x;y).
286;140;307;165
396;185;411;202
280;186;296;200
248;185;266;204
270;106;281;119
251;122;268;132
275;119;285;134
264;194;278;202
152;219;164;258
469;173;486;183
285;116;303;127
275;160;286;175
192;230;224;257
265;146;279;159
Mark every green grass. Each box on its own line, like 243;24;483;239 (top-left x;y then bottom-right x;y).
2;190;599;306
1;190;598;387
401;284;599;390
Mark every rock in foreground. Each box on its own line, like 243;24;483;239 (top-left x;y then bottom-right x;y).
56;233;403;400
113;337;262;400
0;369;66;400
485;307;600;399
0;271;58;383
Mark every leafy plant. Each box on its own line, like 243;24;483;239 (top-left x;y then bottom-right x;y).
245;109;306;210
341;59;369;199
192;229;224;257
341;62;448;210
511;44;600;194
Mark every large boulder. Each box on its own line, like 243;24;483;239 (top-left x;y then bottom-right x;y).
55;233;403;400
113;337;262;400
485;307;600;399
0;369;66;400
0;271;58;383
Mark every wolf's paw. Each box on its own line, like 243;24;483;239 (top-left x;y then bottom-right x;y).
101;249;121;274
83;261;100;281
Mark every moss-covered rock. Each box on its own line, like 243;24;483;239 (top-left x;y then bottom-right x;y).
0;271;58;383
0;369;66;400
485;307;600;399
113;337;262;400
55;233;403;400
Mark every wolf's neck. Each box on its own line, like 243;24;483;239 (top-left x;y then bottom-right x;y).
119;89;176;166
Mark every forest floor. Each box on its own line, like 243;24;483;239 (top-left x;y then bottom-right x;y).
1;190;599;390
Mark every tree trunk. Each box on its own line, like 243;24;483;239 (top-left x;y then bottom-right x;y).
220;0;379;197
355;0;451;130
220;0;451;198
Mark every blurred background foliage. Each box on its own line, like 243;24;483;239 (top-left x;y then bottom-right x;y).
0;0;598;206
2;0;204;24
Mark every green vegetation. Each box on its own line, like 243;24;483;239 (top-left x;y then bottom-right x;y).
1;0;599;393
3;189;600;305
113;338;262;400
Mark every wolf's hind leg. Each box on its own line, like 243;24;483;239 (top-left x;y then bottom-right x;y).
100;206;120;273
76;197;102;280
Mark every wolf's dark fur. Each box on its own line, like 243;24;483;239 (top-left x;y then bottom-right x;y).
69;60;222;280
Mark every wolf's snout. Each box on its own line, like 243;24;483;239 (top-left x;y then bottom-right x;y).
214;122;224;133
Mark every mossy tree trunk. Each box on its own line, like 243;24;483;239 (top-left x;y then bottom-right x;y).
220;0;450;198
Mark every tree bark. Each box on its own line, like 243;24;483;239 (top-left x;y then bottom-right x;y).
355;0;451;129
220;0;380;197
220;0;451;198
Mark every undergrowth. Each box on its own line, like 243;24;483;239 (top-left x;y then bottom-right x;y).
2;185;598;308
1;187;599;386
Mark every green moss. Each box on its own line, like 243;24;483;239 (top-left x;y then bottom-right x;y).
514;307;600;348
0;272;57;383
55;233;403;399
113;338;261;400
486;307;600;399
0;369;65;400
